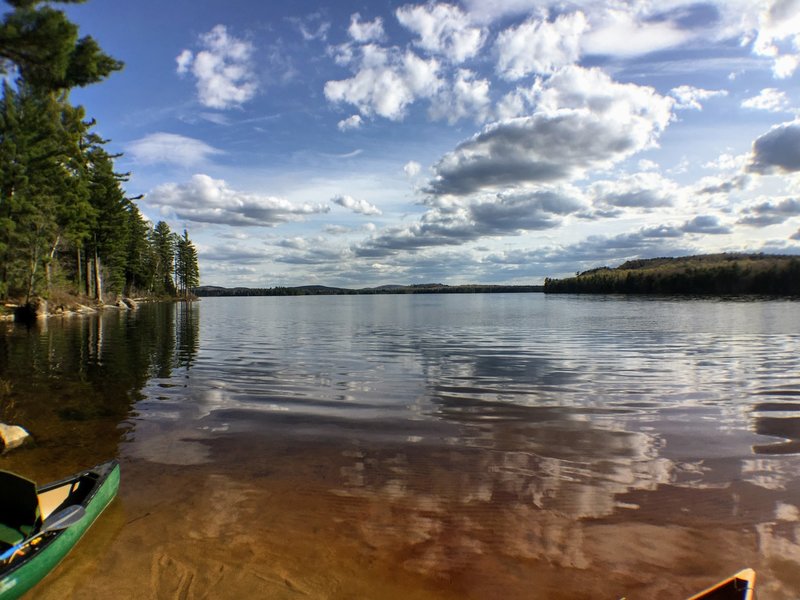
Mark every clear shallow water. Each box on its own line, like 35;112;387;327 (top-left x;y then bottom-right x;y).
2;294;800;598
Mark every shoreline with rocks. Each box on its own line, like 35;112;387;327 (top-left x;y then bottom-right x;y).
1;296;143;323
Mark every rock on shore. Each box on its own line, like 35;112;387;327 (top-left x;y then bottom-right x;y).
8;296;140;322
0;423;32;453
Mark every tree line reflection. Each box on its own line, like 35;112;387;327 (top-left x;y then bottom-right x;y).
0;302;199;468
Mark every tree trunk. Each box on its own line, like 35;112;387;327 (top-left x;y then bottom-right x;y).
86;257;93;297
76;247;82;295
26;243;39;303
45;234;60;292
93;248;103;302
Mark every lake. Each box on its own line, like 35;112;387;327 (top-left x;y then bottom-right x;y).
1;294;799;598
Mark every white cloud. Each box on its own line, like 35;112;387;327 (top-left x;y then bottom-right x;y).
590;172;681;210
201;244;269;264
348;13;384;43
747;119;800;174
332;194;382;216
670;86;728;111
403;51;442;97
495;12;587;80
703;153;750;172
495;83;539;120
461;0;551;24
582;8;693;58
297;18;330;42
127;133;222;167
198;112;230;125
176;25;257;109
277;237;309;250
742;88;792;112
324;224;352;235
354;186;587;256
337;114;363;131
695;174;749;195
462;0;800;78
324;46;442;120
772;54;800;78
147;174;329;227
738;196;800;226
638;159;659;171
428;69;490;124
176;49;193;74
751;0;800;78
395;3;486;63
404;161;422;177
425;66;674;197
682;215;731;235
469;188;586;232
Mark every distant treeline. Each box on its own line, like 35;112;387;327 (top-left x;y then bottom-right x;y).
544;253;800;295
195;283;543;297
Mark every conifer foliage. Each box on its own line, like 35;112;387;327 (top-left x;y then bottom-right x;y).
0;0;199;302
175;230;199;300
0;0;123;91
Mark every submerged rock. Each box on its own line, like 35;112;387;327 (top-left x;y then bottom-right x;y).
0;423;32;453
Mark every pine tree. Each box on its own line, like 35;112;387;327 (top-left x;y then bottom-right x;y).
84;141;129;300
0;81;20;298
0;0;120;302
0;1;207;306
175;229;199;300
0;0;123;92
123;203;151;297
0;84;92;300
150;221;176;296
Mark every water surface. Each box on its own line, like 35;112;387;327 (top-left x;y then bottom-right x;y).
1;295;799;598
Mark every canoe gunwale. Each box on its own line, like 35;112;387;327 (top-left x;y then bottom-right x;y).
687;568;756;600
0;460;120;599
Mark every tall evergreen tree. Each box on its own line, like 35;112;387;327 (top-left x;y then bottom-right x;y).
1;0;200;305
0;0;123;92
0;84;92;299
1;0;121;302
123;204;152;296
0;81;20;298
175;229;199;300
150;220;175;296
83;141;129;300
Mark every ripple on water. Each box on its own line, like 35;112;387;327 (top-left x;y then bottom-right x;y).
3;295;800;598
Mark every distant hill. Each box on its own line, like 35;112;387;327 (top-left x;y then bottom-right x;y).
194;283;543;297
544;253;800;295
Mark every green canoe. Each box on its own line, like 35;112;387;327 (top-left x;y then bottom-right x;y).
0;460;120;599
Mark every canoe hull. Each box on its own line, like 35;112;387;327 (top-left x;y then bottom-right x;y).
688;568;756;600
0;460;120;599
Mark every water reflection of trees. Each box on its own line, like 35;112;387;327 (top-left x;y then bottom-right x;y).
0;303;199;463
175;303;199;371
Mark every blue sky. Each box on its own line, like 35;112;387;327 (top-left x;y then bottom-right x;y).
60;0;800;287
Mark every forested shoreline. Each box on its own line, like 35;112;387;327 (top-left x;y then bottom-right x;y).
0;0;198;312
544;254;800;295
195;283;544;297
